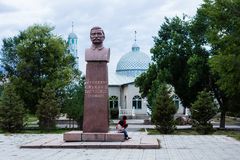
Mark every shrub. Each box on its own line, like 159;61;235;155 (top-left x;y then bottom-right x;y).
110;108;119;119
191;90;218;134
195;123;215;134
152;84;177;134
0;83;27;132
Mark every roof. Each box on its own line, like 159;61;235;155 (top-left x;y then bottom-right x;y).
109;72;135;86
68;32;78;39
116;42;151;77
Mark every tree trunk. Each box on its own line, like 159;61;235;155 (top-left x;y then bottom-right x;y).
220;110;226;129
210;81;226;129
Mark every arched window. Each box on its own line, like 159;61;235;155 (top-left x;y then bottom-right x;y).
132;95;142;109
109;96;118;109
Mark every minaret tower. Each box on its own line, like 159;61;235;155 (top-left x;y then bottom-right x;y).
68;22;79;68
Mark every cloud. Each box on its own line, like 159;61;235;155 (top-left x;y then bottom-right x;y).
0;2;17;13
0;0;203;73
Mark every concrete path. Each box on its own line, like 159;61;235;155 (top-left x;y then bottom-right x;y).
1;133;240;160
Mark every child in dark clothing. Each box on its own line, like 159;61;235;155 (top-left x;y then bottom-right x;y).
116;115;131;140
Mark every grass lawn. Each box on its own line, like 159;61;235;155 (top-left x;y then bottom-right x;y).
211;115;240;125
146;128;240;141
25;114;38;123
214;130;240;141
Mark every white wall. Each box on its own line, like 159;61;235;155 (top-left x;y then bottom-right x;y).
109;86;120;98
109;84;185;117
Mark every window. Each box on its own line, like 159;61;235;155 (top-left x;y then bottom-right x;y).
109;96;118;109
132;95;142;109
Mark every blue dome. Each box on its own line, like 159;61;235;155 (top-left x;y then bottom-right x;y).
116;43;151;77
68;32;77;39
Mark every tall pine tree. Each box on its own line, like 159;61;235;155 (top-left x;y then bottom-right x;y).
0;83;26;132
152;84;177;134
36;84;60;130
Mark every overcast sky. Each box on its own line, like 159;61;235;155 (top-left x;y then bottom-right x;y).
0;0;203;73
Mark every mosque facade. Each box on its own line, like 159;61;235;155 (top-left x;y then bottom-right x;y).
108;39;185;118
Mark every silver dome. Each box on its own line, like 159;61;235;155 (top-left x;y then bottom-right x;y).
116;43;151;77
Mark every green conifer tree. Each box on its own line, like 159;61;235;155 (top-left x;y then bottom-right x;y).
191;90;218;134
36;84;60;130
0;83;26;132
152;84;177;134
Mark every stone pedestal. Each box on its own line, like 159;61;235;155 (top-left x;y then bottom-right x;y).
83;48;110;133
83;62;109;132
63;131;125;142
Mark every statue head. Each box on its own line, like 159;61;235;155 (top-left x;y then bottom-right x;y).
90;26;105;45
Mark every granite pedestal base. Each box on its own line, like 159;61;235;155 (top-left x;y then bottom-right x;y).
63;131;125;142
20;134;160;149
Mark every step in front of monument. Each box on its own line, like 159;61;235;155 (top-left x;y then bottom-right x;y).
20;134;160;149
63;131;125;142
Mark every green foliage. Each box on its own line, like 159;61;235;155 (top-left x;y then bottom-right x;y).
137;1;239;129
191;90;218;124
36;84;60;130
0;83;27;132
1;24;77;113
135;64;157;99
187;54;209;88
136;16;211;112
110;108;119;119
152;84;177;134
151;17;193;106
195;123;215;135
26;114;38;123
196;0;240;120
62;76;84;129
191;90;218;134
210;54;240;97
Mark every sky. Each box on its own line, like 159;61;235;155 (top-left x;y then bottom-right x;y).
0;0;203;73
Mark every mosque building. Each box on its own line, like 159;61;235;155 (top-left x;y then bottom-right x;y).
67;29;185;119
108;32;151;118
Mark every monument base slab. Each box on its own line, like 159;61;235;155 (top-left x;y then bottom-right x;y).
63;131;125;142
20;134;160;149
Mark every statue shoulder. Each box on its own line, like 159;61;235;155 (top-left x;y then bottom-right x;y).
85;47;110;62
103;47;110;52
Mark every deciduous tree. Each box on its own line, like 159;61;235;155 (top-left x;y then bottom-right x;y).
1;24;77;114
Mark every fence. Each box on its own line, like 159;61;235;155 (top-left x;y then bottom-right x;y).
118;108;135;117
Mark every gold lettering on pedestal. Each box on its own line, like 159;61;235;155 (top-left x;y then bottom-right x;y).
85;80;108;98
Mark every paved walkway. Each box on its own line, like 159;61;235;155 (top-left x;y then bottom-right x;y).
0;133;240;160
